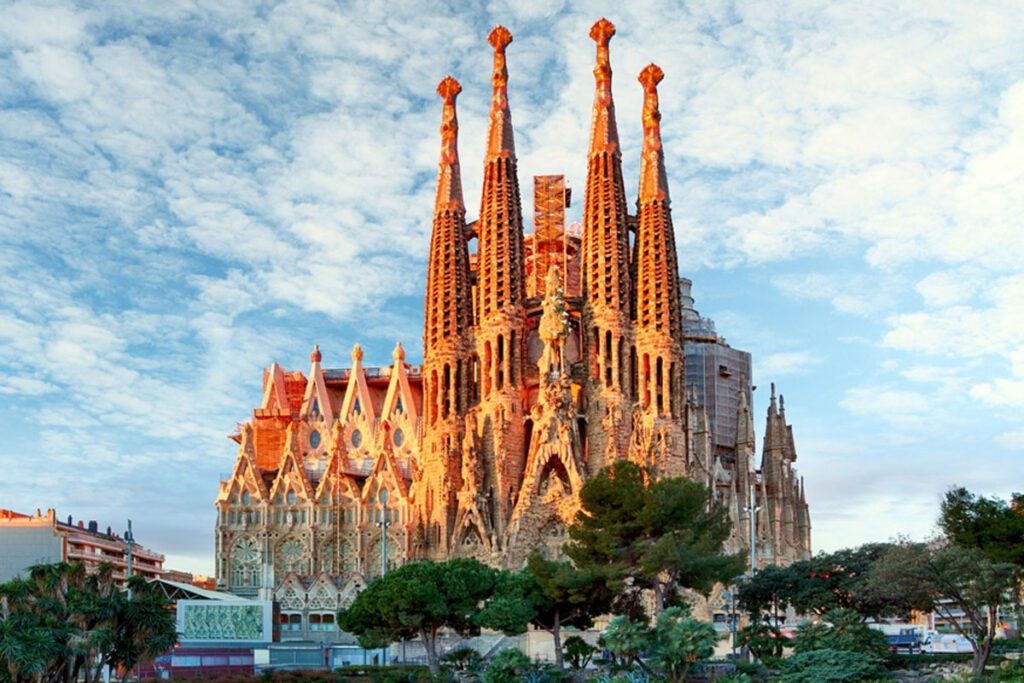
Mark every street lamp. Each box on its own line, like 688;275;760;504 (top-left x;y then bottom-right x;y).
124;519;135;599
745;483;760;576
376;490;390;667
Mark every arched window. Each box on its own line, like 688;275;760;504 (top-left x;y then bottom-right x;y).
241;491;250;505
287;490;297;505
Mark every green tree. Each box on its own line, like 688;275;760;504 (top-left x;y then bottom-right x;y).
738;621;784;661
567;461;744;615
647;606;718;683
479;552;612;668
0;562;176;683
737;563;797;621
940;487;1024;567
337;558;497;676
868;541;1017;677
599;615;651;671
562;636;595;671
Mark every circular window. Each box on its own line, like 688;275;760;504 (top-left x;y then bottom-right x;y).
393;428;404;447
351;429;362;448
309;430;321;449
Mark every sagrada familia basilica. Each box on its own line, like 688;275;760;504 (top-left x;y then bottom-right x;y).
214;20;811;631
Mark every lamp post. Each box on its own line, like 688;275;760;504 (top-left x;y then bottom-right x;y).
745;483;760;576
376;490;390;667
124;519;135;599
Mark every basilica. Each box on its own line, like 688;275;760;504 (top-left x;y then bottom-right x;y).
214;20;811;634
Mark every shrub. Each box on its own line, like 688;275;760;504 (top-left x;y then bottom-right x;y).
564;635;596;670
791;609;889;658
443;646;482;672
739;621;785;661
778;648;890;682
482;648;531;683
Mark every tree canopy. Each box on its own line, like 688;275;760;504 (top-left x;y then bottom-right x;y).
940;486;1024;568
867;540;1017;677
0;562;176;683
566;460;744;615
336;558;497;676
478;551;612;667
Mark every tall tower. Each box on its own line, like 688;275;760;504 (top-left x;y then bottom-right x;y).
631;64;687;477
474;26;527;541
421;76;473;556
580;18;634;474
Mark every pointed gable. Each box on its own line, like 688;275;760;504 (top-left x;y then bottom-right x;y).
340;344;377;424
381;342;420;426
261;363;289;413
301;344;336;425
269;424;315;502
362;437;410;504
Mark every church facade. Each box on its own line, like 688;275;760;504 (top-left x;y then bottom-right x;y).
214;20;811;632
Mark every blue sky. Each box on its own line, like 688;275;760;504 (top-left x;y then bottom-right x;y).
0;0;1021;575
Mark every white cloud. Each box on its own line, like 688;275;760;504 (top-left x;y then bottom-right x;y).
840;386;931;420
758;351;822;378
995;431;1024;449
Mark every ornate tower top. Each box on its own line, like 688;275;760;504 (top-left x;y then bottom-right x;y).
434;76;464;214
588;18;619;154
424;75;473;359
351;343;363;364
476;24;526;324
392;341;406;363
634;63;682;338
310;344;321;363
638;63;670;205
486;26;516;160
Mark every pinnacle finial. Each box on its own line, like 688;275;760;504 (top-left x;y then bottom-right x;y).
485;25;516;160
352;343;363;364
437;75;461;102
590;17;616;45
638;63;669;204
488;25;512;51
310;344;322;363
639;63;664;92
392;341;405;363
435;76;465;213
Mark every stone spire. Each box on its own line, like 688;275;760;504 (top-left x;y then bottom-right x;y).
473;26;528;543
633;63;684;428
421;76;474;557
434;76;465;214
424;76;473;387
579;19;634;472
476;25;526;325
485;26;516;160
634;63;681;336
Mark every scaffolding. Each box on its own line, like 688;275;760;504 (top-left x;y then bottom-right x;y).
527;175;573;297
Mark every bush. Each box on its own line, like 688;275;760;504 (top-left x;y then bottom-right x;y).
564;635;596;670
778;648;890;682
791;609;889;658
482;648;531;683
443;646;482;672
739;621;785;661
